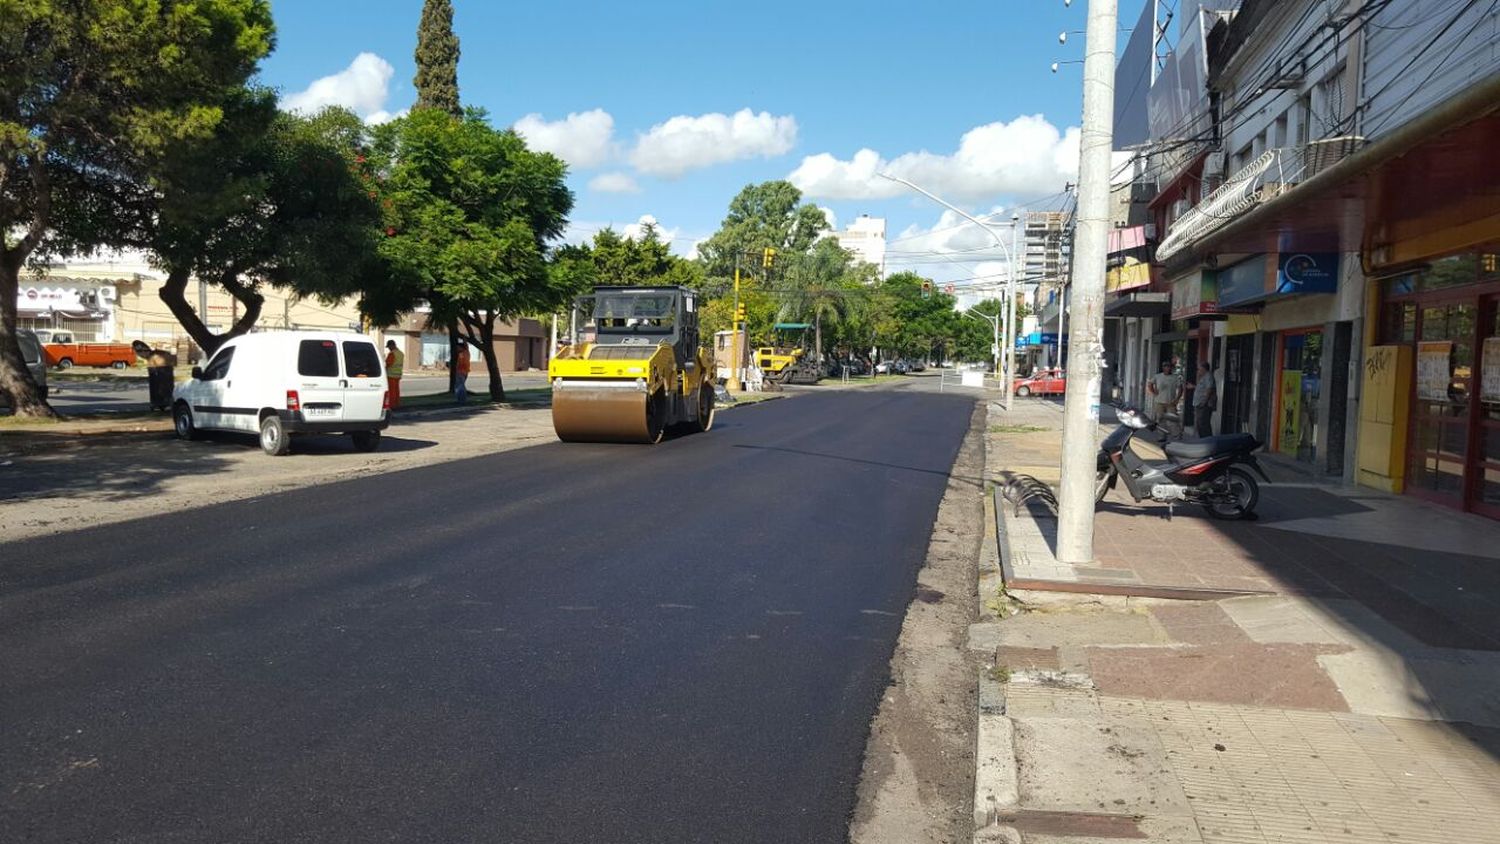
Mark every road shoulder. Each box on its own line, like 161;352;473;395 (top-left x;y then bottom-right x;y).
850;399;984;843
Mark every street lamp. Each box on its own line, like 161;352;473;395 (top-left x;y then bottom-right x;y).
877;172;1018;408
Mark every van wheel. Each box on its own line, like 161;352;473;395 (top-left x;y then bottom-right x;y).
173;404;198;440
259;414;291;456
351;430;381;452
57;358;73;370
111;360;127;370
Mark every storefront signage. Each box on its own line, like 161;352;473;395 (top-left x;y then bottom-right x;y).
1215;255;1270;307
1482;338;1500;403
1170;272;1219;320
1106;260;1151;292
1216;252;1341;307
1015;332;1067;349
1275;253;1339;295
1418;341;1454;402
1107;225;1150;256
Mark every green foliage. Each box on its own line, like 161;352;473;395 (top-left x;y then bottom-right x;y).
872;271;965;362
414;0;462;117
0;0;276;415
552;224;702;294
366;108;573;397
696;181;828;278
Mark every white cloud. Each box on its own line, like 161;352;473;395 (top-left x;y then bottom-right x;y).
788;114;1080;202
622;214;680;245
818;206;839;233
630;109;798;178
588;172;641;194
514;109;617;169
281;53;400;125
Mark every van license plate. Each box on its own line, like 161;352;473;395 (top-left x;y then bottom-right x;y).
305;407;336;417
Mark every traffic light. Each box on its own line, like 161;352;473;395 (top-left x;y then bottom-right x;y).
762;247;777;269
735;304;746;322
921;280;933;299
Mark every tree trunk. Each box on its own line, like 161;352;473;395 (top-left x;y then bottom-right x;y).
0;259;56;418
459;310;504;401
158;267;263;358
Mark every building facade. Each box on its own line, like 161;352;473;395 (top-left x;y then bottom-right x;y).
1114;0;1500;516
835;215;888;278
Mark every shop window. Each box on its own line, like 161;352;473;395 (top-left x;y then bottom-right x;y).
1424;254;1480;290
1380;302;1415;344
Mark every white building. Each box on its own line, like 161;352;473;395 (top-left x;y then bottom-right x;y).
836;215;887;279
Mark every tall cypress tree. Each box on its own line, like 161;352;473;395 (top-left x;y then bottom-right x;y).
413;0;463;388
414;0;461;117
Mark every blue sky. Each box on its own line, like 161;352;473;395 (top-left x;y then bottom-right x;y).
262;0;1136;291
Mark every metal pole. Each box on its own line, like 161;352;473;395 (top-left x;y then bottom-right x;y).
1057;280;1067;367
1005;217;1019;411
1057;0;1118;565
728;262;743;392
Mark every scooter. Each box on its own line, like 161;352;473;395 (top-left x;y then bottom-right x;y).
1095;406;1270;520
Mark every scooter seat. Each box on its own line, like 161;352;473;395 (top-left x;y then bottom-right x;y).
1164;432;1258;460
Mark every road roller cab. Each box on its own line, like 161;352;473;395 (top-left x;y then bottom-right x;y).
549;286;716;443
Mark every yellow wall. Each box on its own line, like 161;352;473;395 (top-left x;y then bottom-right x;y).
1356;344;1413;492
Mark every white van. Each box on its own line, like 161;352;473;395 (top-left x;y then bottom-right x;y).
172;331;389;456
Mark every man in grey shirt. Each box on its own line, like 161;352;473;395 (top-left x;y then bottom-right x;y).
1191;361;1216;438
1147;360;1183;428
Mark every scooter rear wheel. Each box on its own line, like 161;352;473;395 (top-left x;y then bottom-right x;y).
1203;466;1258;519
1094;469;1113;503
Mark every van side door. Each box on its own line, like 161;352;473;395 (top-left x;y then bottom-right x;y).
192;345;237;430
340;339;386;423
295;338;346;425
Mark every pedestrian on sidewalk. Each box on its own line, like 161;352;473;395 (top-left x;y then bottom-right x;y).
384;340;404;410
454;340;471;405
1146;360;1183;430
132;340;178;411
1190;360;1216;438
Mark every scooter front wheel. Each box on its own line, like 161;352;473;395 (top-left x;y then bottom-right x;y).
1203;466;1259;519
1094;469;1113;504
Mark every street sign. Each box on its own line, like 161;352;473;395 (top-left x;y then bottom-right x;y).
944;284;955;295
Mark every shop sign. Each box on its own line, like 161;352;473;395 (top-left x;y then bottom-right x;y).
1106;260;1151;292
1217;252;1340;307
1483;338;1500;402
1015;332;1066;349
1170;272;1219;320
1275;253;1339;295
1418;341;1454;402
1215;255;1270;307
1107;225;1150;256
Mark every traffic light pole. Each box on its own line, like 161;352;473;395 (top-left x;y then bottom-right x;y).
728;261;743;392
1057;0;1118;565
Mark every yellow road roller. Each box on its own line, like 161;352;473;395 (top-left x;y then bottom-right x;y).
549;286;716;443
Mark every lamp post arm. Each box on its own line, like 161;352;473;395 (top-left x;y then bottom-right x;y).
876;174;1013;266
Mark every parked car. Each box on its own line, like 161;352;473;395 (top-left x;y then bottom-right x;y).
875;360;906;375
1013;368;1066;396
37;330;136;370
172;331;389;456
1;329;49;407
908;360;926;372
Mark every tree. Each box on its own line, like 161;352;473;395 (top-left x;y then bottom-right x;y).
0;0;275;417
414;0;462;118
132;102;385;357
874;272;963;363
554;224;702;291
369;109;573;401
776;239;875;366
696;181;828;278
954;298;1005;363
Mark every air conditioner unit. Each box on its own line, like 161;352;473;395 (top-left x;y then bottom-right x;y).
97;285;118;303
1202;151;1226;179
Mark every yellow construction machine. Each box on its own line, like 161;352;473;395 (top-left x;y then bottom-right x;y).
549;286;716;443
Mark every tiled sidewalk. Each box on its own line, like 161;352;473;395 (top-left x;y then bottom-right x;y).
979;398;1500;843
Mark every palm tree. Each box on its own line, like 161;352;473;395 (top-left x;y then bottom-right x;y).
777;239;874;367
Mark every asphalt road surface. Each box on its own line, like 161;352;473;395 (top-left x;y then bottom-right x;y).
0;387;976;843
42;372;548;414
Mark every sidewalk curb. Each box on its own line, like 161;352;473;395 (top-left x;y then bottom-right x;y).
971;481;1020;839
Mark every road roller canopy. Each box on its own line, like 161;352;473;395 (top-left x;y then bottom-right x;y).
570;286;699;355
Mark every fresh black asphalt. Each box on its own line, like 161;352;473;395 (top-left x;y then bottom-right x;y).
0;388;976;843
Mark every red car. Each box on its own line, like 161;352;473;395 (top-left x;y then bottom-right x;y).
1013;368;1065;396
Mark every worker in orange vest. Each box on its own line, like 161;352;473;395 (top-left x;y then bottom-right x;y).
384;339;404;410
454;340;471;405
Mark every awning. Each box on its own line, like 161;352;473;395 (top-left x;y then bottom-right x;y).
1162;75;1500;273
1106;291;1171;317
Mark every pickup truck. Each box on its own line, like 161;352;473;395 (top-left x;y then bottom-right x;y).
36;331;136;370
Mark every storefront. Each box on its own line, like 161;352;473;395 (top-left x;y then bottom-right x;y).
1376;249;1500;516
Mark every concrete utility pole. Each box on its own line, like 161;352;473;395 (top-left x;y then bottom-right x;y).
1006;214;1020;410
728;261;743;392
1057;0;1117;565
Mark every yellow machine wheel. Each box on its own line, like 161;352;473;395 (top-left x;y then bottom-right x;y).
693;385;715;433
551;387;666;444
